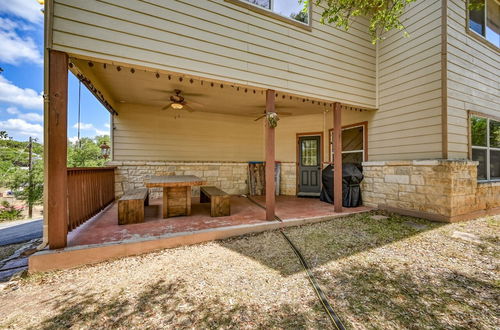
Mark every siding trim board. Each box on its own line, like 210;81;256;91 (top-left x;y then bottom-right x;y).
441;0;449;159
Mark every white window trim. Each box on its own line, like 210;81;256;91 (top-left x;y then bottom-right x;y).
330;124;366;163
471;114;500;182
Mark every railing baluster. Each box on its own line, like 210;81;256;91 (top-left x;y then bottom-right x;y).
66;167;116;232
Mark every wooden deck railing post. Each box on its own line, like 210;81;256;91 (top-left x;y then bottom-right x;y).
265;89;276;221
333;102;343;213
47;50;69;249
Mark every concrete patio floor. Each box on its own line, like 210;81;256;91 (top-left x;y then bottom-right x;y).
68;196;369;247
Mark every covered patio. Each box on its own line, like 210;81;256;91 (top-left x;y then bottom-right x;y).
38;51;375;270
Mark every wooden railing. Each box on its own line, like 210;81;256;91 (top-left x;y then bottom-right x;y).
67;167;116;231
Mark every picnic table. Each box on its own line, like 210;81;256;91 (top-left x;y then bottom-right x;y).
145;175;205;218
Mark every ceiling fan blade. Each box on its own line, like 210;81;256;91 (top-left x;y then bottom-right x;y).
183;104;195;112
186;101;204;108
162;103;173;110
182;92;205;97
253;114;266;121
249;111;292;116
148;88;171;93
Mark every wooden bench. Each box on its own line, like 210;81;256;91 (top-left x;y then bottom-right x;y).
200;186;230;217
118;188;149;225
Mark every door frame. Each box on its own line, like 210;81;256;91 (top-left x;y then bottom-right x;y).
296;132;324;196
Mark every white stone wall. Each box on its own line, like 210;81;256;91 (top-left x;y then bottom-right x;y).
109;161;298;199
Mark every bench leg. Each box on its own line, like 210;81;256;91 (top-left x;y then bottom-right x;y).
211;196;230;217
162;187;168;218
200;189;210;203
118;199;145;225
186;186;192;216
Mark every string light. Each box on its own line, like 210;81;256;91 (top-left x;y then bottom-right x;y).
77;59;372;113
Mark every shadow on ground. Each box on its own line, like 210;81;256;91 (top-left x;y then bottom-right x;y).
319;264;499;329
219;211;443;276
30;279;327;329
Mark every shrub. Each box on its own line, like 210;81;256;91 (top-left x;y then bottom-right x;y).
0;200;24;221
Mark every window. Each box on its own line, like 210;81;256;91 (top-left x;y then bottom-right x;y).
471;115;500;181
469;0;500;48
242;0;309;24
301;139;319;166
330;125;366;166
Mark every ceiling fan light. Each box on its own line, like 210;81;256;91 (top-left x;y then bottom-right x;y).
171;103;183;109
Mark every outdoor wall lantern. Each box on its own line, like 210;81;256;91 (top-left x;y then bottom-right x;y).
100;142;111;159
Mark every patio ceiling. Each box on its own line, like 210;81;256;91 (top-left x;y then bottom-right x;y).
70;58;351;117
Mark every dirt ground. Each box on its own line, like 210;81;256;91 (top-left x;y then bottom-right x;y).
0;212;498;329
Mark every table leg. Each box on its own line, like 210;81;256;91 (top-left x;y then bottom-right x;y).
162;187;168;218
186;186;192;216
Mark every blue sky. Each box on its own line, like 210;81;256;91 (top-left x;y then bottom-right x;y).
0;0;109;143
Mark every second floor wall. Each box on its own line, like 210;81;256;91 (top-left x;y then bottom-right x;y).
49;0;376;108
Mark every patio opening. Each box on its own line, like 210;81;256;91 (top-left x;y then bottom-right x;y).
44;53;375;251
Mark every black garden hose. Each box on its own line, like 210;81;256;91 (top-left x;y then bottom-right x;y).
242;195;346;330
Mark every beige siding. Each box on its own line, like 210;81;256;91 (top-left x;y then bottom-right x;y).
371;0;444;161
114;104;370;163
51;0;375;108
446;0;500;159
113;104;264;162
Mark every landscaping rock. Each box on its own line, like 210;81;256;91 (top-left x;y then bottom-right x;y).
403;221;429;231
451;231;482;244
370;215;389;221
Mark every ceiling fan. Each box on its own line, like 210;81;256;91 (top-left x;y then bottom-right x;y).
158;89;206;112
244;104;295;121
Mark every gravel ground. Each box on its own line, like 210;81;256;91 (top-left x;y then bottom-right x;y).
0;212;498;329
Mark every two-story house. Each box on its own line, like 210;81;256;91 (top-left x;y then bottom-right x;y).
34;0;499;270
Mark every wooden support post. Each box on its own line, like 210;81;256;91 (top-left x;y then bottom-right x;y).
265;89;276;221
333;102;343;213
47;50;69;249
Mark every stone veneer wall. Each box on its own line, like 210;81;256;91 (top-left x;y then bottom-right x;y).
108;161;297;199
362;160;500;221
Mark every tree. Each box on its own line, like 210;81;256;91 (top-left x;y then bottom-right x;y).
0;136;44;218
305;0;485;43
0;131;9;140
67;135;110;167
5;159;44;215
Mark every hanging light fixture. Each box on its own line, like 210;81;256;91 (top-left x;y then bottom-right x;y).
99;142;111;159
171;102;184;110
